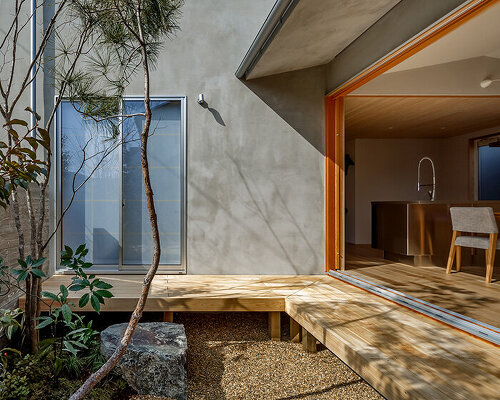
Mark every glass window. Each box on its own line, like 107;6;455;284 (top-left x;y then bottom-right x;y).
122;100;182;265
478;139;500;200
59;98;184;269
60;102;120;265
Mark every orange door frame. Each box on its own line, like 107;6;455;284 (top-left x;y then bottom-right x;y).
324;0;499;272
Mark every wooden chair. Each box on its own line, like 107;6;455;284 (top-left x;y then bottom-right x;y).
446;207;499;283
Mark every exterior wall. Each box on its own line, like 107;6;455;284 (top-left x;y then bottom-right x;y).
121;0;325;274
0;186;48;309
0;3;54;307
0;0;326;276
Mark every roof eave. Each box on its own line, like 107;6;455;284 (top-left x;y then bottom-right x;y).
235;0;299;79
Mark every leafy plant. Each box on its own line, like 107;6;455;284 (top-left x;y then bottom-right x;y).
0;354;35;400
11;256;46;283
0;113;50;209
26;244;114;375
0;308;23;340
0;351;128;400
62;317;105;377
39;244;113;320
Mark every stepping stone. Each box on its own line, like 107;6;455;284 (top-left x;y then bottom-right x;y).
101;322;187;400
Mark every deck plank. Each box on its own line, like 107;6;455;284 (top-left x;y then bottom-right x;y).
345;254;500;327
286;276;500;400
21;273;500;400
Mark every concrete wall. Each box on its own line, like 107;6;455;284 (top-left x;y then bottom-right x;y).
326;0;467;93
120;0;325;274
0;0;326;277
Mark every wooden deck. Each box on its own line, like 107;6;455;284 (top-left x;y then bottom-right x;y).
27;274;500;400
345;254;500;327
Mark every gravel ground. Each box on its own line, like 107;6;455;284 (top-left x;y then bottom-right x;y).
132;312;383;400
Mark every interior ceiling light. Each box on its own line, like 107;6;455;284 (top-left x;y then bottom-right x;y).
480;78;500;88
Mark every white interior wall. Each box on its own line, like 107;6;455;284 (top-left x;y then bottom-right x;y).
347;125;500;245
348;138;443;244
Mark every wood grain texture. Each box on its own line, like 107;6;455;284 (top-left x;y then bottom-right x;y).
22;273;500;400
162;311;173;322
325;96;345;271
346;253;500;327
290;316;301;343
286;275;500;400
345;96;500;139
268;311;281;341
302;327;317;353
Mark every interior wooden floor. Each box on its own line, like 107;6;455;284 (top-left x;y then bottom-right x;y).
345;253;500;327
26;273;500;400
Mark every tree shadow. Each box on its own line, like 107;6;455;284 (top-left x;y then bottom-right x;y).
288;279;500;399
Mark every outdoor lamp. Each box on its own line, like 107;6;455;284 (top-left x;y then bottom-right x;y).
480;78;500;88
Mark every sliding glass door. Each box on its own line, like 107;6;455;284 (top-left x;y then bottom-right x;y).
58;97;186;272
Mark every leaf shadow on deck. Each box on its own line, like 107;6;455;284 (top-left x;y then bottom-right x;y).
289;286;500;400
344;255;500;327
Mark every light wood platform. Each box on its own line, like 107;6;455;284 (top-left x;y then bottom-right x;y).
23;274;500;400
345;254;500;327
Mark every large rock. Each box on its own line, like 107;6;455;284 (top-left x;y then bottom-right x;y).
101;322;187;400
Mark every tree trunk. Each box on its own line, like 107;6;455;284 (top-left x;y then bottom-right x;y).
69;18;160;400
26;186;40;352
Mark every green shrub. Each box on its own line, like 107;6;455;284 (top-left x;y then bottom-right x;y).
0;353;129;400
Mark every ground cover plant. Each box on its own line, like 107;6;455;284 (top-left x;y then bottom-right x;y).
0;244;122;399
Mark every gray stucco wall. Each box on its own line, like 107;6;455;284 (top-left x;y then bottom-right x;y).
123;0;325;274
0;0;329;276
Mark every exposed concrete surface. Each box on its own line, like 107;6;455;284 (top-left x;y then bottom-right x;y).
326;0;467;93
247;0;400;79
123;0;325;274
0;0;326;276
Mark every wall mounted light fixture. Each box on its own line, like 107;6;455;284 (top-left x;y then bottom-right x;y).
197;93;206;105
480;78;500;88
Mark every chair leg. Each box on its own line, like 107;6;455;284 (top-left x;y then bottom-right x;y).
486;233;497;284
456;246;461;272
446;231;457;274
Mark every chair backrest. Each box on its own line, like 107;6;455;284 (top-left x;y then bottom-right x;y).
449;207;498;234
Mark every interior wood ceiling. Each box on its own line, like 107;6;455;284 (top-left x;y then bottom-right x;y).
345;96;500;139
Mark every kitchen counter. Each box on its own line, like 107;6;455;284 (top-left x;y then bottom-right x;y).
372;200;500;267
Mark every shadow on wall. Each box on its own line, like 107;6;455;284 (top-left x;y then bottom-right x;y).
200;102;226;126
241;65;326;155
188;160;320;275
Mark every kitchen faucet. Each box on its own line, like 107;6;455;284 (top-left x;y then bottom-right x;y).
417;157;436;201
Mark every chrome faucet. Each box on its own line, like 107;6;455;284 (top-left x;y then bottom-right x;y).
417;157;436;201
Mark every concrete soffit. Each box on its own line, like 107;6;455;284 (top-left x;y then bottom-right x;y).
237;0;401;80
237;0;472;94
235;0;298;80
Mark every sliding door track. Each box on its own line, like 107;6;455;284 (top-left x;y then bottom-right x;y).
329;270;500;345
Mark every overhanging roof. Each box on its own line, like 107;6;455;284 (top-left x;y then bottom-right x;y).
236;0;401;79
